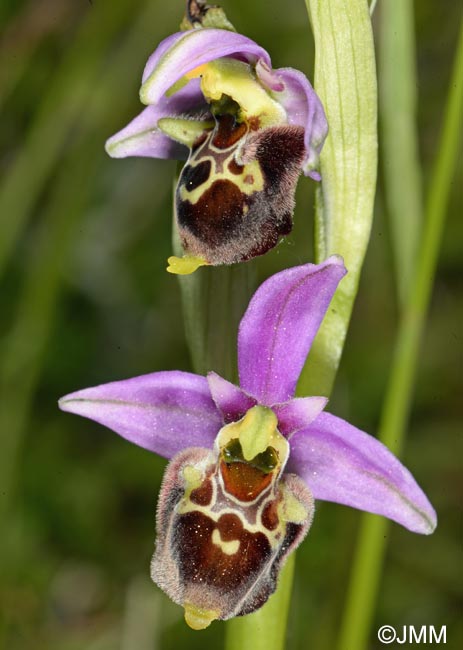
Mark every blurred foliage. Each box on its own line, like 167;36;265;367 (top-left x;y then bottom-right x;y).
0;1;461;649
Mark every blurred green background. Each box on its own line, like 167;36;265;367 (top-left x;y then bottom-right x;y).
0;1;461;649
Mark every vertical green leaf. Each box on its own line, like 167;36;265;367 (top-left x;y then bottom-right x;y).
299;0;378;397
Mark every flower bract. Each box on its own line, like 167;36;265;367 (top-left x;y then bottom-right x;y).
59;256;436;629
105;3;328;271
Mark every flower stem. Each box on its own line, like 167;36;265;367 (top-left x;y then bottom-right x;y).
173;224;256;382
224;554;295;650
337;19;463;650
379;0;423;305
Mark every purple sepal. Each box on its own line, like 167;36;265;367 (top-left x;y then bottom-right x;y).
273;68;328;179
207;372;256;423
142;32;189;83
288;412;437;534
238;256;346;406
257;64;328;180
105;81;209;160
141;29;271;105
59;371;222;459
105;105;188;160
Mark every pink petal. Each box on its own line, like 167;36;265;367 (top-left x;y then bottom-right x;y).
238;256;346;405
59;371;222;459
288;412;437;534
140;29;271;105
105;81;208;160
269;67;328;179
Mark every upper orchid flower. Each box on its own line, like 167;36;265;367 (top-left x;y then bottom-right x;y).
105;1;328;273
59;257;436;630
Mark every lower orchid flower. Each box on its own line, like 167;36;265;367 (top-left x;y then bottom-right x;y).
105;1;328;273
59;257;436;629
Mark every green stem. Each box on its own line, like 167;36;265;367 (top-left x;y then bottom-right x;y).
380;0;423;305
337;19;463;650
172;165;257;382
175;258;256;382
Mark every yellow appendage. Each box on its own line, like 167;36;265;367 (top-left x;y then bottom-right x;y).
166;255;209;275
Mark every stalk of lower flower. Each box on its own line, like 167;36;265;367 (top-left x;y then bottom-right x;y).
299;0;378;398
225;554;295;650
173;208;256;382
337;20;463;650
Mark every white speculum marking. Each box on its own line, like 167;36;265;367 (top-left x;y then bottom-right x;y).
211;528;240;556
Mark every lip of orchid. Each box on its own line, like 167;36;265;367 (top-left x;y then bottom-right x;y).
59;256;436;536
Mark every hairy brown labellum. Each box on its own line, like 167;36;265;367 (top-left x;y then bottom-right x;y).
151;411;314;629
175;113;306;265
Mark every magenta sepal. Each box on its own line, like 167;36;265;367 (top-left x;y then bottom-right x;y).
60;258;436;536
238;256;346;405
59;370;221;459
288;412;436;534
105;81;208;160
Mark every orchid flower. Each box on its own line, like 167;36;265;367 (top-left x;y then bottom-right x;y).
105;1;328;273
59;257;436;630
